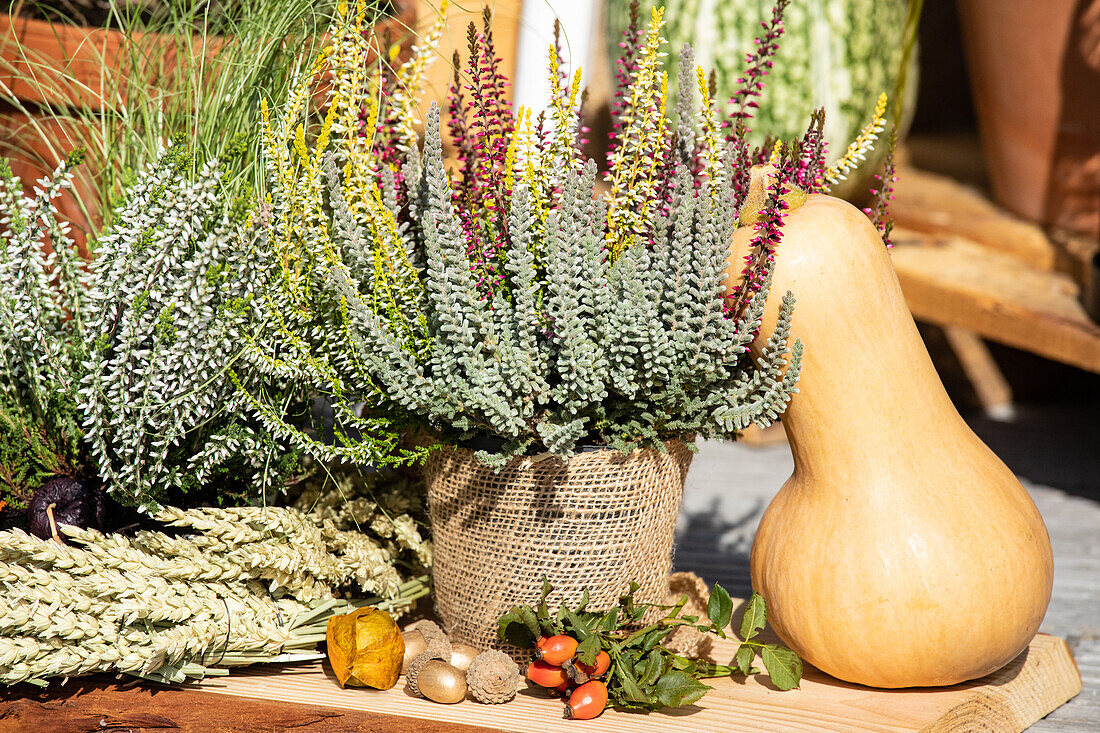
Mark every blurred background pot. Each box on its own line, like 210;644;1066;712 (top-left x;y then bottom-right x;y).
603;0;919;201
957;0;1100;236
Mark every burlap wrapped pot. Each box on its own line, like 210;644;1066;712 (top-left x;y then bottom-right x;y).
425;440;693;655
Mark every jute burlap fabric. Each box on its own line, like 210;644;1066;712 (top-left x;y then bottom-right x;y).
425;440;693;655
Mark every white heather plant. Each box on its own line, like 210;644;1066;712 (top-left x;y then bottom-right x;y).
241;3;804;467
77;141;303;510
0;141;302;514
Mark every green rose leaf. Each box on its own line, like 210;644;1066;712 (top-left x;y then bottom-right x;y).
707;582;734;631
639;652;664;686
576;631;601;666
762;644;803;691
498;609;534;648
654;670;711;708
598;608;619;632
734;643;755;676
615;661;650;703
517;605;541;641
739;592;767;640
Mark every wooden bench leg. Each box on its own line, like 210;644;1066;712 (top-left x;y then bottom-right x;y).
943;326;1015;420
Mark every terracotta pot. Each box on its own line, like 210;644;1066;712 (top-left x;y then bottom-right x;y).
0;3;417;243
957;0;1100;235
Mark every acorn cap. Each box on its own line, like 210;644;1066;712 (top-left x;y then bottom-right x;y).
425;635;452;661
466;650;522;704
414;620;448;647
405;651;436;698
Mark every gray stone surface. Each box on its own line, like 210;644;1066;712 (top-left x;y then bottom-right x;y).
673;437;1099;731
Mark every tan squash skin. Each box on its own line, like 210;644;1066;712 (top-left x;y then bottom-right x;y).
729;188;1054;688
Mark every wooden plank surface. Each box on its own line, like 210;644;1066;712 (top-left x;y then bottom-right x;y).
0;679;494;733
186;631;1080;732
892;166;1057;271
890;227;1100;374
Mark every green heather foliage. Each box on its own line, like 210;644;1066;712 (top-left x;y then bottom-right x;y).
0;145;300;513
245;3;803;466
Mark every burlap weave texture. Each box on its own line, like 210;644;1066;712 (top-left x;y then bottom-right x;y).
425;440;693;655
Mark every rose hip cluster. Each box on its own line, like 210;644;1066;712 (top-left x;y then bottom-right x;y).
525;634;611;720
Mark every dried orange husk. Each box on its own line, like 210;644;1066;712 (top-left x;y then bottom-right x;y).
326;607;405;689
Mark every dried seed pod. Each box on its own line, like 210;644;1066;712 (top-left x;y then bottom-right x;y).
325;607;404;689
562;658;589;685
449;643;482;672
417;660;468;704
466;650;522;704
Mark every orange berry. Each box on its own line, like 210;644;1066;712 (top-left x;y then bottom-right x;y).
535;635;579;666
564;680;608;720
526;660;569;688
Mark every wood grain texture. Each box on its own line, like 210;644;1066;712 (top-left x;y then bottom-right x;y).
890;228;1100;374
892;166;1056;270
0;678;496;733
941;326;1014;417
185;631;1080;732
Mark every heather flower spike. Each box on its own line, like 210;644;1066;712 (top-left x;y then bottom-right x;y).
727;0;790;129
826;92;888;185
863;126;899;247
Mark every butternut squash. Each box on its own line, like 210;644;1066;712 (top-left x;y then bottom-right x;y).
728;167;1053;688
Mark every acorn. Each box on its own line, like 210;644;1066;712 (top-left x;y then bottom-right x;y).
466;650;521;704
409;620;448;647
401;629;427;674
405;651;436;697
416;659;467;704
449;643;482;672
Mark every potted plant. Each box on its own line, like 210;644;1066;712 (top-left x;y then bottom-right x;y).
957;0;1099;235
0;0;416;244
240;3;813;652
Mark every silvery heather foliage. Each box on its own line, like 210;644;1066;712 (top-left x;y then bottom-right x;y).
0;154;89;514
0;143;297;512
78;142;299;509
249;3;803;466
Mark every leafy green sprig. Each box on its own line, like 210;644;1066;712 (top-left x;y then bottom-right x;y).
499;581;802;713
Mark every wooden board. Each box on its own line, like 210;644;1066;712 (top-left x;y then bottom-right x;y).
0;680;491;733
187;632;1081;733
890;227;1100;374
892;166;1057;271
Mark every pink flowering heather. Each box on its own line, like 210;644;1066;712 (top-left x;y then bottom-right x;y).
726;168;790;327
724;0;788;207
793;109;828;194
727;0;789;127
607;0;643;167
448;50;478;199
863;127;898;247
450;9;515;294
